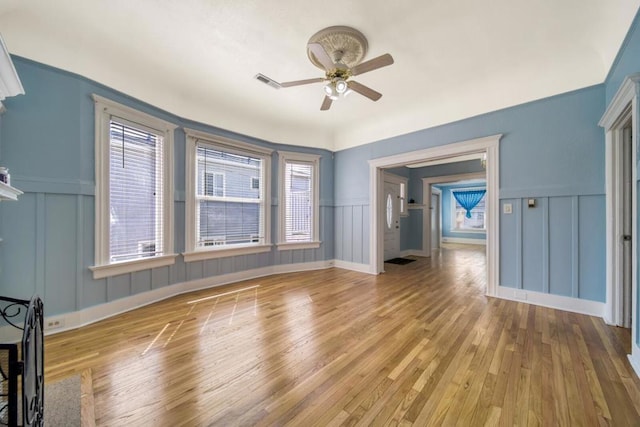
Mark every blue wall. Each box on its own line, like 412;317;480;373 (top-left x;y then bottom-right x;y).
334;84;606;302
0;58;334;316
605;8;640;344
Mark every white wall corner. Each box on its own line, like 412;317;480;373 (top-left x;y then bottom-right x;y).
334;259;377;275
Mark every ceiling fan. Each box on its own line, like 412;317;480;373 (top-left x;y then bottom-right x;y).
258;26;394;111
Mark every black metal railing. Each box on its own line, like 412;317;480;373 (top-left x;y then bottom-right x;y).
0;296;44;426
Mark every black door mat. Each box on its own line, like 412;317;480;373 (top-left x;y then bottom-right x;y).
385;257;416;265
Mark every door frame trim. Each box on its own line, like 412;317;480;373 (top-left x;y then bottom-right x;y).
368;134;501;297
600;73;639;327
431;187;442;251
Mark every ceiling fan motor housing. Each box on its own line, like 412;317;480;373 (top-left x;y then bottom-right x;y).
307;26;368;70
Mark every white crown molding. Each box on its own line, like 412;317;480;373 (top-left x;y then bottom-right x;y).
599;73;640;129
0;34;24;101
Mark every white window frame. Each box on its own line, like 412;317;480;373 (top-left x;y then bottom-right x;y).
277;151;321;250
450;186;486;233
183;128;272;262
90;95;177;279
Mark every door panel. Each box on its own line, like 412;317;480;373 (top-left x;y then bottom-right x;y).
384;181;401;260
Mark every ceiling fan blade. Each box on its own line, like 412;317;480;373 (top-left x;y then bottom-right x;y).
280;77;325;88
308;43;336;71
350;53;394;76
320;96;332;111
348;80;382;101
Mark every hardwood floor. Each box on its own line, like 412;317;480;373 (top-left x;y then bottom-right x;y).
45;245;640;426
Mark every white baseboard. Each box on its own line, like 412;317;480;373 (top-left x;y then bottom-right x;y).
442;237;486;245
333;259;376;274
44;260;335;335
400;250;428;257
496;286;605;317
629;345;640;379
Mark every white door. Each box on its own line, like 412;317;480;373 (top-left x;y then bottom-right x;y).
431;193;440;250
383;181;401;260
622;123;632;328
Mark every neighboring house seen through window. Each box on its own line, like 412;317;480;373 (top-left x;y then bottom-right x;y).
184;129;273;261
278;151;321;249
91;95;176;279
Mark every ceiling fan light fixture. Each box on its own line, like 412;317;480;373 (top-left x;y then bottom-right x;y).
335;79;348;94
324;82;340;100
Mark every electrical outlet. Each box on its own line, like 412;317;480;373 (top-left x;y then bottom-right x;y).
46;318;65;330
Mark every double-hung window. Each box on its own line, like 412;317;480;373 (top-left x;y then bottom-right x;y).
91;95;176;279
184;129;272;261
277;151;321;249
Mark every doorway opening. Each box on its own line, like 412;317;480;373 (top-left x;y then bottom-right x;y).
600;74;639;373
604;104;634;328
369;134;501;297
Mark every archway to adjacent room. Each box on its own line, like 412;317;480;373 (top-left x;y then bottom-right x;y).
369;134;501;297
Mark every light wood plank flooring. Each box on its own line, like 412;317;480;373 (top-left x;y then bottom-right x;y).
45;245;640;426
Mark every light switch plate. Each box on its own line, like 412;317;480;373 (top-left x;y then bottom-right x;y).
503;203;512;214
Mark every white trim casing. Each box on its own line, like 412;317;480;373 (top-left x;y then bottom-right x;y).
600;73;640;379
333;259;375;274
0;34;24;101
277;150;321;250
369;134;501;294
183;128;272;262
90;95;176;279
442;237;486;245
496;286;605;318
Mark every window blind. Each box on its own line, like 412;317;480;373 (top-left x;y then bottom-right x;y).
196;144;264;247
109;119;164;262
284;161;312;242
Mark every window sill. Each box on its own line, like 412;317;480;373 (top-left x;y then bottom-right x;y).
183;244;272;263
276;241;322;251
90;254;178;279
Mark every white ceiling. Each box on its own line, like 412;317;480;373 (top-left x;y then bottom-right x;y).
0;0;638;151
